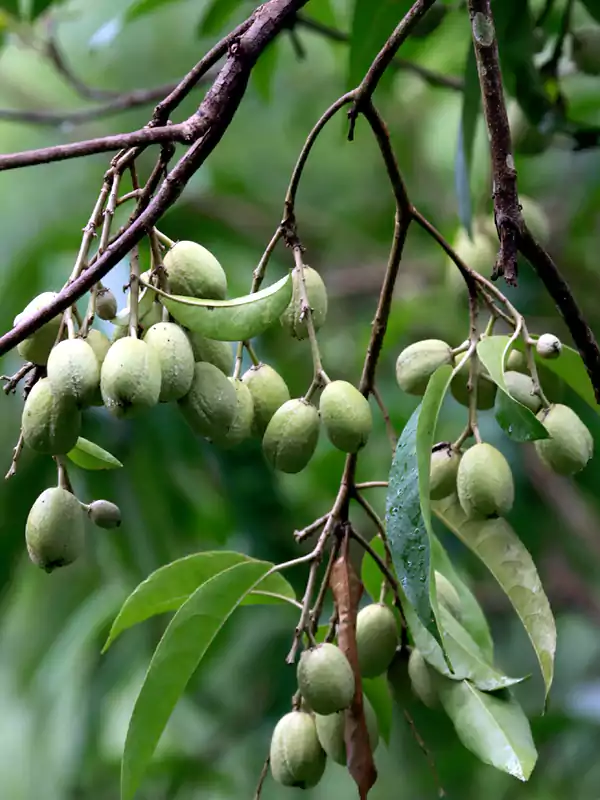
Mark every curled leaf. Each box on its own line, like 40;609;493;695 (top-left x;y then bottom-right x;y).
67;437;123;470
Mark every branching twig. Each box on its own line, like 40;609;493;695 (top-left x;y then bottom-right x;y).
2;362;34;394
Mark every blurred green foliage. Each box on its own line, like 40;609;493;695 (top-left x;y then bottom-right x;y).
2;0;600;797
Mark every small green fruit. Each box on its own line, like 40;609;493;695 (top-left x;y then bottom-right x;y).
15;292;62;365
269;711;326;789
408;649;438;709
319;380;372;453
451;363;497;410
26;487;85;572
505;349;528;373
22;378;81;455
212;379;254;448
47;338;100;407
242;363;290;437
280;266;328;340
178;361;237;440
297;643;355;715
100;337;162;418
85;330;111;365
535;403;593;475
143;322;195;402
504;370;541;412
356;603;399;678
572;27;600;76
536;333;562;360
434;571;462;619
395;339;453;395
188;332;233;375
262;398;320;473
315;697;379;765
457;442;514;519
95;288;118;320
163;240;227;300
451;225;497;276
430;445;461;500
87;499;122;529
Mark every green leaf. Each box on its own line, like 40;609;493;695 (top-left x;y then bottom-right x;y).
348;0;412;90
30;0;54;18
104;551;296;650
125;0;182;21
152;273;292;341
433;497;556;699
455;45;480;235
437;678;537;780
121;560;276;800
477;335;549;442
197;0;241;35
363;676;393;745
67;437;123;470
532;341;600;415
386;365;453;640
431;534;494;662
301;0;338;26
0;0;19;14
580;0;600;24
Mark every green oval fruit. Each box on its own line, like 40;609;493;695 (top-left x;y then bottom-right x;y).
315;697;379;765
178;361;237;441
22;378;81;455
451;225;497;276
26;487;85;572
434;571;462;619
430;445;461;500
96;288;117;320
396;340;453;395
262;398;320;473
319;380;372;453
242;363;290;437
188;332;233;375
504;370;541;412
572;27;600;76
536;333;562;360
269;711;326;789
143;322;195;402
87;499;122;529
408;648;438;709
139;302;163;332
47;338;100;408
212;379;254;448
163;240;227;300
111;323;128;343
535;403;593;475
505;349;528;374
85;329;111;365
457;442;515;519
297;643;355;715
100;337;162;418
451;364;497;410
356;603;399;678
280;266;328;340
15;292;62;365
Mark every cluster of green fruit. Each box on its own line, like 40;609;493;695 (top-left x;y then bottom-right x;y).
270;603;400;789
14;240;374;571
395;335;594;521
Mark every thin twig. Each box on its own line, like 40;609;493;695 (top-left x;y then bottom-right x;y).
294;513;329;543
355;481;388;490
2;362;35;394
5;433;25;480
253;755;270;799
372;384;397;450
402;707;446;798
348;524;399;596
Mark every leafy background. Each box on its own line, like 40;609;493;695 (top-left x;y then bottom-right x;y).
2;0;600;797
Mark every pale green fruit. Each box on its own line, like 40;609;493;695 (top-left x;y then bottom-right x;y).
280;266;328;340
535;404;593;475
319;380;372;453
163;240;227;299
262;399;320;474
188;332;233;375
536;333;562;360
47;338;100;408
242;363;290;437
26;487;85;572
430;445;461;500
87;500;122;529
178;362;237;440
505;349;528;374
408;649;438;709
212;379;254;448
395;339;453;395
434;571;462;619
22;378;81;455
451;364;497;410
269;711;326;789
572;27;600;76
457;443;515;519
111;324;128;343
139;302;163;332
451;225;496;276
96;288;117;320
297;643;355;715
15;292;62;365
504;370;541;412
356;603;399;678
315;697;379;765
520;196;551;244
143;322;194;402
100;337;161;418
85;330;111;365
